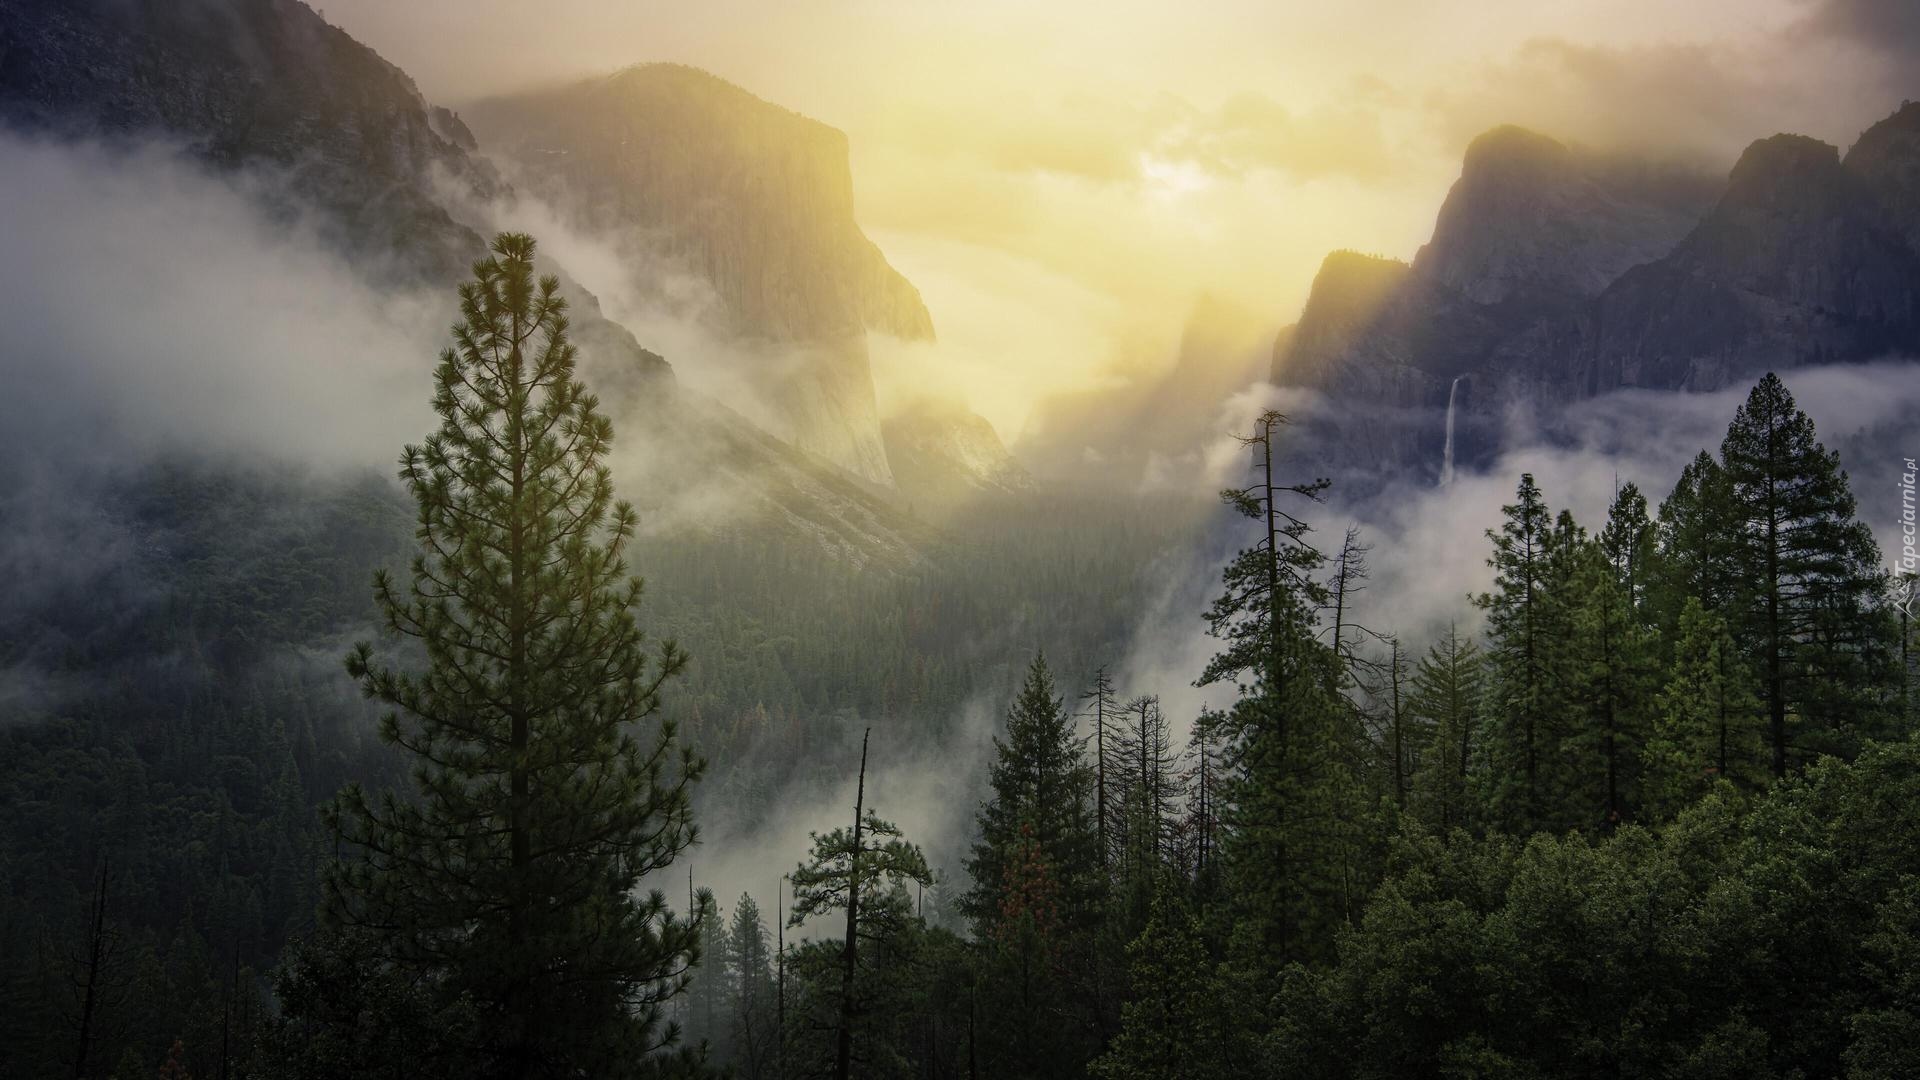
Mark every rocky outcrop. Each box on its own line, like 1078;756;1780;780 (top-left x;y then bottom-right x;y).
1846;101;1920;256
464;65;932;485
0;0;502;286
1270;111;1920;481
0;0;936;567
883;401;1034;512
466;64;930;344
1582;133;1920;393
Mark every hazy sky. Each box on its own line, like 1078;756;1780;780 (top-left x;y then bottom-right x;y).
319;0;1916;433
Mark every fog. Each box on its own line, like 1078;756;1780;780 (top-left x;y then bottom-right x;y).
4;122;1915;940
0;136;442;470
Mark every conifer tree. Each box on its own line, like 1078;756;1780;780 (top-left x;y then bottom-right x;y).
1474;474;1558;833
1642;598;1763;818
1649;452;1740;642
1564;487;1658;830
1199;411;1363;966
1080;667;1121;874
722;895;778;1080
1408;626;1483;834
321;234;703;1079
788;733;932;1080
1717;373;1893;774
1088;892;1257;1080
962;654;1099;935
963;653;1105;1079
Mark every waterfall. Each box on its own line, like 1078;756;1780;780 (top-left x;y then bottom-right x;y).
1439;375;1462;487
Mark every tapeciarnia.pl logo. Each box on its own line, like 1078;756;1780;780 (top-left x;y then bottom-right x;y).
1898;457;1917;619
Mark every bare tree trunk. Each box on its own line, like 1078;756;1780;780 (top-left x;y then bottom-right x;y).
835;730;871;1080
71;857;110;1080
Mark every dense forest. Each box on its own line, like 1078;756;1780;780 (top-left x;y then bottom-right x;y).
4;235;1918;1079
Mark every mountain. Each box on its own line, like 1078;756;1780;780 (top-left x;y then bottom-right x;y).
0;0;500;287
1022;293;1280;488
463;64;934;485
1272;110;1920;481
1582;131;1920;393
0;0;933;566
882;400;1034;513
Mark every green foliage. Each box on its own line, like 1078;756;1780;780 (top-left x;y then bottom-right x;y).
1642;598;1764;817
1718;372;1896;773
1090;890;1260;1080
317;234;703;1078
1408;626;1483;833
1474;473;1565;833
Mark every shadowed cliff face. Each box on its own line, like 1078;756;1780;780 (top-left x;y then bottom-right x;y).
0;0;503;287
0;0;940;568
881;401;1034;515
463;64;934;485
1271;109;1920;483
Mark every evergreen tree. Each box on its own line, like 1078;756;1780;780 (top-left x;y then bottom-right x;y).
788;733;933;1080
1641;599;1763;818
1088;892;1258;1080
722;896;777;1080
962;653;1104;1077
319;234;703;1079
1407;626;1483;834
1717;373;1893;774
1473;474;1558;833
1565;488;1659;830
961;653;1098;934
1199;410;1364;967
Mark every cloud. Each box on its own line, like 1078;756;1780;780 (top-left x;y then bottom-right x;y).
1153;92;1399;182
0;135;443;469
1803;0;1920;73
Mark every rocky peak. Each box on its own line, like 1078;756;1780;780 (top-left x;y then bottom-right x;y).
1272;251;1408;388
1672;132;1912;305
1844;100;1920;255
465;63;933;345
0;0;503;284
1415;125;1713;305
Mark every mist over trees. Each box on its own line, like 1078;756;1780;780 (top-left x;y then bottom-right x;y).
3;232;1917;1078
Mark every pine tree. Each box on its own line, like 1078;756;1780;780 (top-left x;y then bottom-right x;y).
1717;373;1894;775
1199;410;1363;966
1474;474;1558;833
1088;892;1257;1080
1079;667;1121;875
1408;626;1483;834
788;733;932;1080
1565;487;1658;830
962;653;1098;935
963;653;1104;1078
1642;598;1764;818
321;234;703;1079
1649;452;1740;639
723;895;778;1080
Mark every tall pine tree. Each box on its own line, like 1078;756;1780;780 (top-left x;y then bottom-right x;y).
1718;373;1893;774
322;234;703;1079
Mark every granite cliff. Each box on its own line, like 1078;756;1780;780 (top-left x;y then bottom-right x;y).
0;0;933;565
464;65;934;485
1272;110;1920;481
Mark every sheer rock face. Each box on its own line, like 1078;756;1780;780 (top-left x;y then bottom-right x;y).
1270;113;1920;481
0;0;936;567
0;0;503;288
464;64;934;485
1583;133;1920;394
1845;101;1920;256
882;401;1034;511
